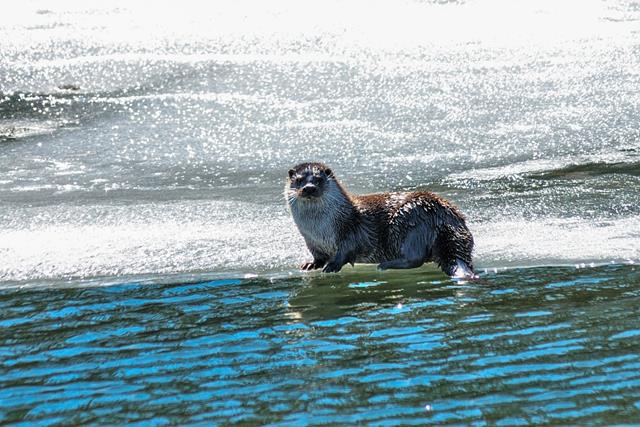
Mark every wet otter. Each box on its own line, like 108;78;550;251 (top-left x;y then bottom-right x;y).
285;162;475;278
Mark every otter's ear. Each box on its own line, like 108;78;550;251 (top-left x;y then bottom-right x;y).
288;169;296;179
324;168;333;177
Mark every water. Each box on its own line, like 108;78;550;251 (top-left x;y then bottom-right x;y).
2;265;640;425
1;0;640;424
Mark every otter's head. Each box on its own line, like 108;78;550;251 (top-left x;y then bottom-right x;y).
285;162;334;203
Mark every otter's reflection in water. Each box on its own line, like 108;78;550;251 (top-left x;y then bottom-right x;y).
286;265;464;322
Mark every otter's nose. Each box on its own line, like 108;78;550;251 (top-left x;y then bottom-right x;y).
301;184;317;197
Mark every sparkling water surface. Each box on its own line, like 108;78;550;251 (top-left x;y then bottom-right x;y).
1;0;640;424
2;265;640;425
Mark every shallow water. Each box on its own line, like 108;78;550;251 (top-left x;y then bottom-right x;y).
2;264;640;425
2;0;640;281
2;0;640;424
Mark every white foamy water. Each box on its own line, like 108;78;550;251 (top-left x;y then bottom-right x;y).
474;217;640;267
0;202;305;282
1;0;639;283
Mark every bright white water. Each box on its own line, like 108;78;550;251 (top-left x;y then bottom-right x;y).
1;0;640;284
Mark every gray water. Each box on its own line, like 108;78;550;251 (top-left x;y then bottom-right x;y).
1;0;640;424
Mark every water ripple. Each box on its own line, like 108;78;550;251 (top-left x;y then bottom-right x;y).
1;264;640;424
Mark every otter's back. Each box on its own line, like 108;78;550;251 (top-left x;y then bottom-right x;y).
352;191;469;262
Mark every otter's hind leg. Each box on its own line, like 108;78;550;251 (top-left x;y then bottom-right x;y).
433;224;476;278
378;228;428;271
448;260;476;278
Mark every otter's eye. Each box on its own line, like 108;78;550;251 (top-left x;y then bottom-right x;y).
295;177;303;185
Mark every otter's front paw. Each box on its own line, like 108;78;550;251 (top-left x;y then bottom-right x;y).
300;261;322;271
322;261;343;273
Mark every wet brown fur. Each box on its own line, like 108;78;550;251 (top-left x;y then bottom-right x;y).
285;162;475;277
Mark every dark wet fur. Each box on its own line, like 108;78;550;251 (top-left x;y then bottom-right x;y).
285;162;475;277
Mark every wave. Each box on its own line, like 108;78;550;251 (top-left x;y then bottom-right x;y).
14;53;352;69
529;161;640;179
447;152;640;182
0;120;63;141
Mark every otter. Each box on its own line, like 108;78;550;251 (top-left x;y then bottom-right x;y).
285;162;476;278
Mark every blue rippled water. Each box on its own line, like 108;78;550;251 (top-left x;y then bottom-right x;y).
2;265;640;425
2;0;640;424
